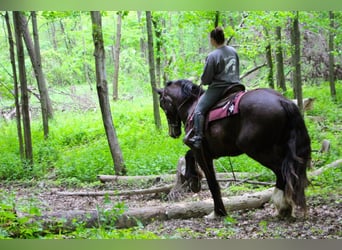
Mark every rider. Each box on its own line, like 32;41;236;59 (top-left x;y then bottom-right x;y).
187;26;241;149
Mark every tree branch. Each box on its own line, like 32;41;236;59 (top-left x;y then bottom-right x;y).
240;62;267;80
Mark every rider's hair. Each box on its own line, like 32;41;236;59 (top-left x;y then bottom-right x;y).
210;26;225;45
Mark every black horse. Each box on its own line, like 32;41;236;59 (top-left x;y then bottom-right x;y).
157;79;311;219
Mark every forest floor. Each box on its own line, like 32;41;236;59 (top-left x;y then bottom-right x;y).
1;178;341;239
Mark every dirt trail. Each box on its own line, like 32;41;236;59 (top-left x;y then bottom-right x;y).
1;181;341;239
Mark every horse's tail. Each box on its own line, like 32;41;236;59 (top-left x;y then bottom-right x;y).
280;100;311;211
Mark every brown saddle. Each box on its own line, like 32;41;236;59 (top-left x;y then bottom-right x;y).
185;83;246;133
211;83;245;109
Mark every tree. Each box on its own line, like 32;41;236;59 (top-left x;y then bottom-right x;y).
152;13;163;88
146;11;162;129
329;11;337;101
5;11;24;159
275;26;286;92
291;11;303;114
137;11;147;60
90;11;126;175
112;11;123;101
16;11;53;139
264;28;274;89
214;11;220;28
13;11;33;166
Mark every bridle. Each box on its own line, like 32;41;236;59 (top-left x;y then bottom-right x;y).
160;83;202;132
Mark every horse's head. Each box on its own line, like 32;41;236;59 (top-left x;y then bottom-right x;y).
156;79;203;138
156;81;182;138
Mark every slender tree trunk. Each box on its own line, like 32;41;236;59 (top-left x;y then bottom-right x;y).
90;11;126;175
152;15;162;88
291;12;303;115
146;11;162;129
16;11;53;139
60;20;70;52
214;11;220;27
137;11;146;60
5;11;24;159
13;11;33;166
112;12;122;101
328;11;336;101
31;11;54;130
49;22;58;50
264;28;274;89
31;12;53;116
265;43;274;89
275;26;286;92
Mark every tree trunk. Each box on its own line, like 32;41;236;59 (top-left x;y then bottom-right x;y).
226;13;248;45
49;22;58;50
31;12;54;118
264;28;274;89
13;11;33;166
275;26;286;92
5;11;24;159
291;12;303;115
152;15;162;88
214;11;220;27
137;11;146;60
328;11;336;101
16;11;52;139
90;11;126;175
112;12;122;101
60;20;71;52
146;11;162;129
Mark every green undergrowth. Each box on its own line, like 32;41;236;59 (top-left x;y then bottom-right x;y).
0;82;341;186
0;189;160;239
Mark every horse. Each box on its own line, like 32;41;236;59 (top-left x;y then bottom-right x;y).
156;79;311;219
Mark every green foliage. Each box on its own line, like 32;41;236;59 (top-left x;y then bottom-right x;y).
0;11;341;238
0;189;160;239
0;82;341;185
0;192;43;239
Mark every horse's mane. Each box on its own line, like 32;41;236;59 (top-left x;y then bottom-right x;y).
166;79;204;98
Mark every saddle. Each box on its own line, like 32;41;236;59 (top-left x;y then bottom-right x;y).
186;83;246;133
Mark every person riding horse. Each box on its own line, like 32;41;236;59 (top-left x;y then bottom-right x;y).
185;26;241;149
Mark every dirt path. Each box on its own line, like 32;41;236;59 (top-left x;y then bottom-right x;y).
1;181;341;239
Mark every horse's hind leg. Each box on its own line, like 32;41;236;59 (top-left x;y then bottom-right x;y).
244;150;295;218
272;173;295;218
193;148;227;218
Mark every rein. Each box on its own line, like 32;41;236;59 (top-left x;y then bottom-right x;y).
178;87;203;128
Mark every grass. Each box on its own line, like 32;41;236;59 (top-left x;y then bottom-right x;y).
0;81;341;239
0;82;341;184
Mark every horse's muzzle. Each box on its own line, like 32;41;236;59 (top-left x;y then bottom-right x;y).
169;124;181;138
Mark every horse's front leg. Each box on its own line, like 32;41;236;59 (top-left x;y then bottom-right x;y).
184;150;204;193
193;148;227;218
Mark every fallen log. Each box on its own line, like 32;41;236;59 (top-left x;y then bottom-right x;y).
38;188;273;231
56;179;274;197
97;172;251;184
56;184;174;197
31;159;341;231
310;159;342;176
97;174;174;183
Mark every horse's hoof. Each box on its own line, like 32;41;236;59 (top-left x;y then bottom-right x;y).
190;179;201;193
205;211;219;220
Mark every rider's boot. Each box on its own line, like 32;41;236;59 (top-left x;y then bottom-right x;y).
187;113;204;149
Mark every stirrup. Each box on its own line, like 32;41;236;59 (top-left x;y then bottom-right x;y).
188;135;202;149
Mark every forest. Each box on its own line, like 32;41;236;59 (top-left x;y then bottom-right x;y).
0;11;341;239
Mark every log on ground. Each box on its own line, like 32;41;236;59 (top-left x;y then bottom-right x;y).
36;159;341;231
37;188;273;231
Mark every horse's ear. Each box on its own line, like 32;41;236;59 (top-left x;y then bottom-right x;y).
154;87;163;96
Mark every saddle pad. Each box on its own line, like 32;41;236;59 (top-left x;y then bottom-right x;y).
208;91;246;123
